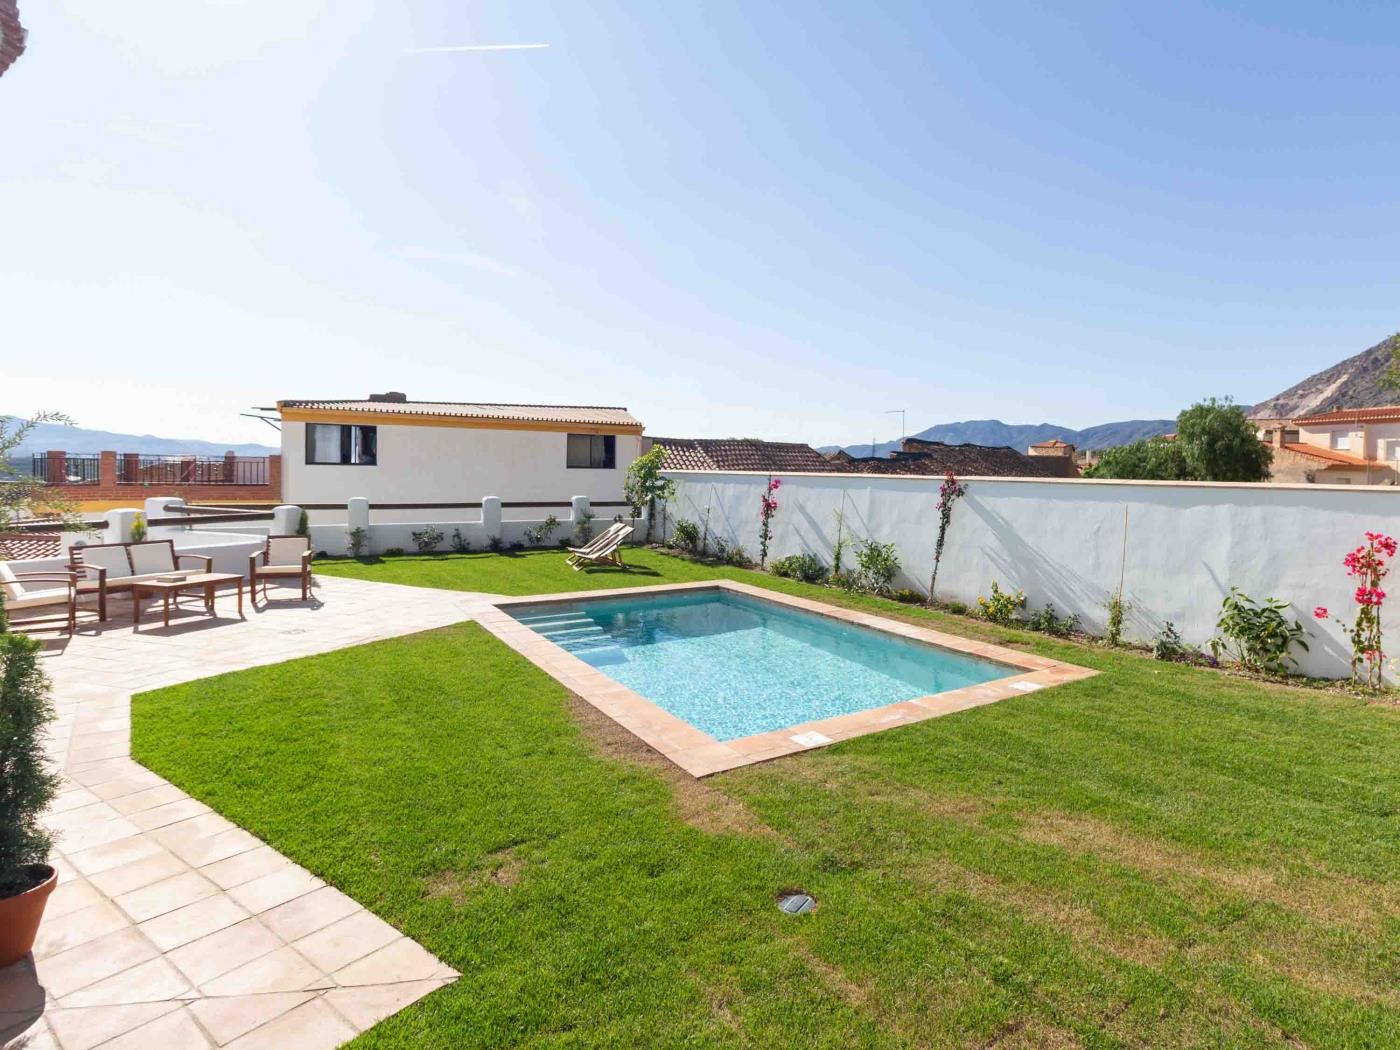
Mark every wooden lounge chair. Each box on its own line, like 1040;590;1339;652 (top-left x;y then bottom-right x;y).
70;540;214;621
565;521;627;569
249;535;313;603
0;563;78;635
568;524;633;571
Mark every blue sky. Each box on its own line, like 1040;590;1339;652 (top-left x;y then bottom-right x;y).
2;1;1397;447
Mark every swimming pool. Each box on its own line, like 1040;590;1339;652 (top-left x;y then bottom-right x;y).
506;588;1014;741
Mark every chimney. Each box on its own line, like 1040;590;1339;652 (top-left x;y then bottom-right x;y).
368;391;408;403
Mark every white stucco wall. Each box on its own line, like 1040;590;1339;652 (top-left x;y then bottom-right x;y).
281;422;642;507
666;470;1400;679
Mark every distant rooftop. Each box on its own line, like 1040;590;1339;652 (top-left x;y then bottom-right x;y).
1293;406;1400;427
278;394;642;430
829;440;1072;479
651;437;836;473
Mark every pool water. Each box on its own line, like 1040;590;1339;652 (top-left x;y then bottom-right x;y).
508;590;1012;741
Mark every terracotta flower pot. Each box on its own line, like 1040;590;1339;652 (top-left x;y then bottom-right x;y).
0;865;58;968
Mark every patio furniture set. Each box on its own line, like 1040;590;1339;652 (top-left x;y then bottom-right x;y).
0;535;314;634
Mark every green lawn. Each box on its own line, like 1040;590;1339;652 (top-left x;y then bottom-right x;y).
132;551;1400;1048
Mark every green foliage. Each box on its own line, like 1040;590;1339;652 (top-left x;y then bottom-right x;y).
573;510;595;548
347;527;369;558
451;528;471;554
890;588;925;605
1027;603;1079;637
670;518;700;552
853;538;900;596
0;628;62;896
1;411;79;533
1209;589;1309;673
830;507;847;577
1153;622;1196;663
129;513;148;543
771;552;828;583
977;581;1026;625
1087;398;1270;482
296;509;310;538
383;546;406;558
1105;592;1128;647
623;447;675;543
411;525;445;554
522;515;560;547
1379;332;1400;392
723;544;752;567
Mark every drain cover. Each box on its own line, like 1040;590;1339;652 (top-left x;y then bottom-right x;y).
777;892;817;915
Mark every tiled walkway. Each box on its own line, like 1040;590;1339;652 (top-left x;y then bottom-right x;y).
1;576;495;1050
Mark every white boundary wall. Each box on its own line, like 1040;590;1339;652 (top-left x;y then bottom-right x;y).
666;470;1400;679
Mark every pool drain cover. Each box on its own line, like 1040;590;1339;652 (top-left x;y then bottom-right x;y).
778;892;817;915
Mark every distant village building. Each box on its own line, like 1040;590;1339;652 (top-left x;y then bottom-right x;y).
1025;438;1080;478
1257;407;1400;485
649;437;837;474
823;437;1068;478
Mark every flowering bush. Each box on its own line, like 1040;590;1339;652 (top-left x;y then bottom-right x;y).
757;477;781;567
977;582;1026;626
928;471;966;601
1315;531;1395;690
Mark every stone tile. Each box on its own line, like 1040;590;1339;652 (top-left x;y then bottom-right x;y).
222;996;355;1050
138;893;250;952
187;991;315;1045
44;1001;181;1050
292;910;402;974
54;815;143;855
49;787;100;815
66;833;164;877
128;797;212;833
108;783;188;816
1;1019;58;1050
167;827;262;868
199;946;327;997
33;899;131;959
333;937;450;986
200;845;288;890
87;850;187;898
38;927;159;1000
99;1006;210;1049
226;866;324;915
260;887;362;943
166;918;283;986
324;979;450;1032
114;870;218;923
59;957;192;1008
150;814;238;854
42;878;102;921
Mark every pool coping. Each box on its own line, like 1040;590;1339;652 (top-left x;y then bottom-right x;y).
477;580;1098;777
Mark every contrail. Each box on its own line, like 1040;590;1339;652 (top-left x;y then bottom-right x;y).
406;43;550;54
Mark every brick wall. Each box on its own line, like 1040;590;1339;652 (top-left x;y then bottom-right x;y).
39;452;282;503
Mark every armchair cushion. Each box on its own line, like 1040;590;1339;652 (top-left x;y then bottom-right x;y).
0;561;21;603
129;542;177;576
75;544;132;581
266;536;311;569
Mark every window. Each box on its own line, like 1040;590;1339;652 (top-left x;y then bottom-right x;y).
306;424;377;465
566;433;615;469
1331;431;1351;451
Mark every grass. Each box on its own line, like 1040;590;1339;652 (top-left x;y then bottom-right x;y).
132;550;1400;1047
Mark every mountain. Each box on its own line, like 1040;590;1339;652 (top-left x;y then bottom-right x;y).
1247;334;1399;420
4;416;278;467
823;418;1176;458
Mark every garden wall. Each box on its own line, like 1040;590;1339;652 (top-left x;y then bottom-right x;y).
665;470;1400;680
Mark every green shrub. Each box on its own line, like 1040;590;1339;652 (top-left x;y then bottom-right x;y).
130;513;147;543
347;527;368;558
383;546;405;558
671;518;700;552
1027;603;1079;637
724;545;752;568
411;525;444;554
523;514;560;547
487;536;505;553
1104;592;1129;646
977;581;1026;625
1209;589;1308;673
1153;622;1195;662
0;622;62;897
853;539;900;596
574;510;596;548
296;509;310;538
451;528;471;554
890;588;925;605
771;552;828;583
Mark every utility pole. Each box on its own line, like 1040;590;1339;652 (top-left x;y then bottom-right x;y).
885;409;907;448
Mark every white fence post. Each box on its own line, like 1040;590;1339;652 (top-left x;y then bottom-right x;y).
146;495;180;523
272;504;301;535
481;497;502;544
347;498;369;554
107;508;141;544
571;495;590;540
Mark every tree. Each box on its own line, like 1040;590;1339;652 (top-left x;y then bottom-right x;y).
1175;397;1271;482
623;445;675;543
1378;333;1400;393
1085;398;1270;483
1;412;78;534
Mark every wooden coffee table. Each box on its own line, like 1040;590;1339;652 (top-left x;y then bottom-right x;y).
131;573;244;628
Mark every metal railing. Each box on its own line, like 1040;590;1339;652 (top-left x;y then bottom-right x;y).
117;455;269;486
29;454;100;484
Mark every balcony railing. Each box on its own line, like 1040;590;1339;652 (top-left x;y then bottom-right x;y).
117;455;269;486
29;454;100;484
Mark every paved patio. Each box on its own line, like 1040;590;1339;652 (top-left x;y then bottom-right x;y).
1;575;495;1050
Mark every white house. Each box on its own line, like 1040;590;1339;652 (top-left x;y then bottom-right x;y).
277;393;645;516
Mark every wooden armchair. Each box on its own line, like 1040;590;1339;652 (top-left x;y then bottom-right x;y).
0;563;78;635
249;535;313;603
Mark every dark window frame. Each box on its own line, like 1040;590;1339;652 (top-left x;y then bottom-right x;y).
305;423;378;466
566;433;616;469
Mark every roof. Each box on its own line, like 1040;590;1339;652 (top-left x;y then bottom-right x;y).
651;437;837;473
0;532;60;560
1030;438;1073;449
1278;443;1379;468
1294;406;1400;427
278;399;642;430
838;441;1071;479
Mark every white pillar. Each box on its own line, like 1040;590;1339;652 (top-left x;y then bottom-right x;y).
571;495;591;539
481;496;502;543
107;508;141;544
272;504;301;535
347;498;370;555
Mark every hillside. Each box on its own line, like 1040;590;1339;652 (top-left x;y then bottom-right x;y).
824;417;1176;458
1247;334;1399;420
4;416;277;466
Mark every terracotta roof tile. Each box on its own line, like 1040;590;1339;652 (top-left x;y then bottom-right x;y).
1294;406;1400;426
838;441;1071;478
1278;443;1378;468
651;437;837;473
0;532;61;560
279;399;641;428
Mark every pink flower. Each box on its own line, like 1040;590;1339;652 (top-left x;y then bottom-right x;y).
1314;606;1328;619
768;478;782;491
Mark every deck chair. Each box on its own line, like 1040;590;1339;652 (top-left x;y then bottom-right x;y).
568;524;634;570
249;535;313;603
565;521;627;569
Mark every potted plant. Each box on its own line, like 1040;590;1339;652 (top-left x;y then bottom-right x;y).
0;595;62;967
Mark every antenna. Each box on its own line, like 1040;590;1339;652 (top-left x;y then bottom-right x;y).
885;409;907;442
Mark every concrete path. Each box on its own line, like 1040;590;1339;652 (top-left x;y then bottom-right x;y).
1;575;496;1049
